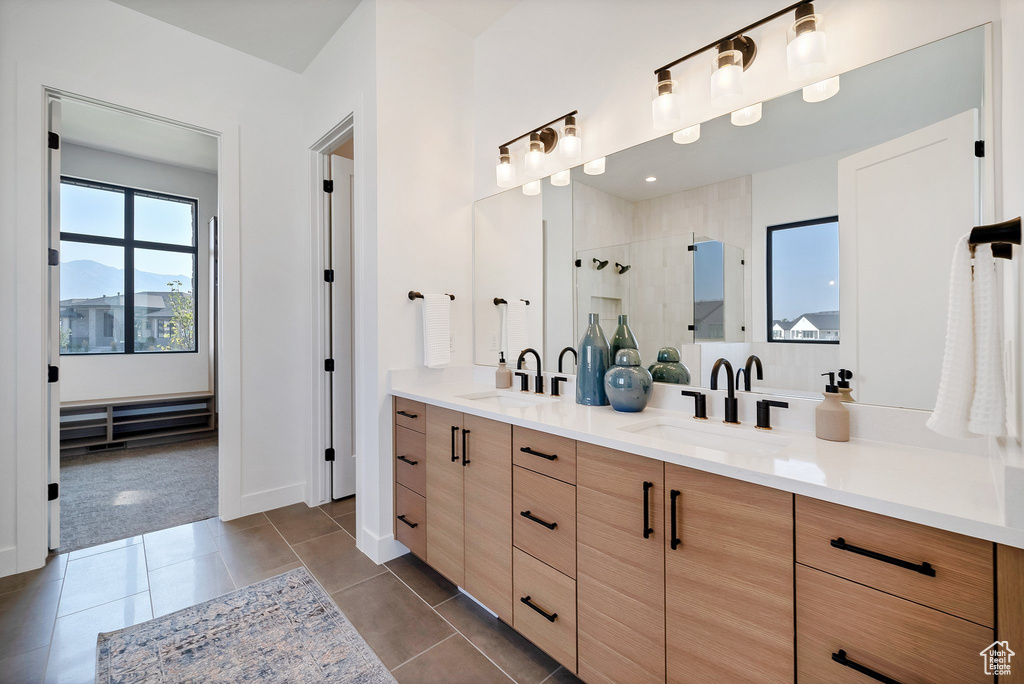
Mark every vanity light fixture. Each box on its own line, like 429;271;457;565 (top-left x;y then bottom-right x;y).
522;179;541;196
652;69;684;130
495;146;516;188
525;132;546;177
583;157;606;175
673;123;701;144
731;102;763;126
645;176;657;183
710;38;753;107
787;2;828;81
550;169;571;186
559;115;582;165
494;110;579;187
803;75;840;102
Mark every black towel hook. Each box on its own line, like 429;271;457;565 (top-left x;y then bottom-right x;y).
493;298;530;306
408;291;455;301
969;216;1020;259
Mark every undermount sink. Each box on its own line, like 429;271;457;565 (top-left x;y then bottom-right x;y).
618;417;790;458
457;390;559;409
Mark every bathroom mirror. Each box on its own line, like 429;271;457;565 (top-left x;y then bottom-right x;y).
473;26;989;411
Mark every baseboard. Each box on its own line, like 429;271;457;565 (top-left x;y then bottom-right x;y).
236;482;305;518
0;546;17;579
356;525;407;565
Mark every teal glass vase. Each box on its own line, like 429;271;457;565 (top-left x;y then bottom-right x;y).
576;313;610;406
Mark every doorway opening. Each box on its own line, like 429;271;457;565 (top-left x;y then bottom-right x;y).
47;93;221;553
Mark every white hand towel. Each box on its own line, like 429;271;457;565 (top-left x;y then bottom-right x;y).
422;294;451;369
505;300;529;359
968;244;1006;436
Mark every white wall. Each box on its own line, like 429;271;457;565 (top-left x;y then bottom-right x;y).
60;143;216;402
543;182;574;368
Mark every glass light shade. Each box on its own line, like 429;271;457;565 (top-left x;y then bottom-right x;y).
559;124;582;165
803;75;840;102
583;157;605;175
550;170;571;186
495;150;516;188
787;14;827;80
651;80;683;131
710;49;743;107
525;138;546;177
522;179;541;196
672;123;701;145
730;102;762;126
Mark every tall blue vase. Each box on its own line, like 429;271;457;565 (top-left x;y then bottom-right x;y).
609;314;638;363
576;313;610;406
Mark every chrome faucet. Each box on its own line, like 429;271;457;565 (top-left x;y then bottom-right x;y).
710;358;739;424
517;348;545;394
558;346;578;374
735;354;763;392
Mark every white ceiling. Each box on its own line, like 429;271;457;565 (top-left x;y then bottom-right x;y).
409;0;520;38
573;27;985;203
62;99;219;173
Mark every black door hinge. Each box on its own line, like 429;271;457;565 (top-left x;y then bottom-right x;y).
324;269;335;283
687;245;696;251
687;324;695;331
47;365;59;383
740;259;745;265
48;249;59;266
574;259;581;267
741;325;746;331
323;179;334;193
47;483;59;501
325;448;336;462
975;140;985;158
48;132;60;150
324;359;335;372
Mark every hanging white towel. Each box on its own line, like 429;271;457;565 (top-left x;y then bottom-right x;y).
505;300;529;359
927;237;1005;438
422;294;451;369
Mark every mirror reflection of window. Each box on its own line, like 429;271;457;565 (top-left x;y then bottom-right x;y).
692;239;725;341
766;217;839;344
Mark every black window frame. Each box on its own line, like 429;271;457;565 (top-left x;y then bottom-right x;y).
765;215;840;346
59;176;199;355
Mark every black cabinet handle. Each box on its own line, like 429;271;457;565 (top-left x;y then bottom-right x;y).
520;446;557;461
396;410;418;419
450;426;458;462
829;538;936;577
397;515;418;529
462;428;470;466
831;650;903;684
520;510;557;530
520;596;557;623
397;455;418;466
670;489;681;550
642;481;654;539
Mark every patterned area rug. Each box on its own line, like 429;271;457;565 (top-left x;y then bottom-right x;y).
96;568;395;683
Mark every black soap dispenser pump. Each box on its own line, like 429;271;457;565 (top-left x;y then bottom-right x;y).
816;372;850;442
837;368;855;403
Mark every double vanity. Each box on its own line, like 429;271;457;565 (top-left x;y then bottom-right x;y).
390;378;1021;684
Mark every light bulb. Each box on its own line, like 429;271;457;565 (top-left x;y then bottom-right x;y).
787;4;827;80
672;123;701;145
651;69;683;131
583;157;605;175
525;132;546;177
710;41;744;107
522;179;541;196
495;146;516;188
731;102;762;126
803;75;840;102
550;170;570;186
559;116;582;165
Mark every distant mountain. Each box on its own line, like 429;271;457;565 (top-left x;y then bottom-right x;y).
60;260;192;300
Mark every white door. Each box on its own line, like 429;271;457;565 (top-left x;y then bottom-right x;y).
330;155;355;498
46;95;62;549
838;110;979;409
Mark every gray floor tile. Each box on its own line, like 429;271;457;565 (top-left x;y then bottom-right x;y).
213;523;299;588
0;646;49;684
205;513;269;538
393;634;513;683
0;554;66;597
320;496;355;519
148;551;235;617
0;580;62;660
67;536;142;562
337;512;357;538
58;544;149;618
542;667;584;683
385;553;459;607
291;531;385;594
144;520;218;570
265;503;342;544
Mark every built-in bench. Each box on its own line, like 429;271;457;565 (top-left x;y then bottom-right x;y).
59;392;215;453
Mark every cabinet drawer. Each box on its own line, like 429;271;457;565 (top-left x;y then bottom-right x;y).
395;484;426;560
513;426;576;484
394;397;426;433
395;426;426;496
513;547;577;673
796;564;993;684
796;496;994;626
513;466;576;578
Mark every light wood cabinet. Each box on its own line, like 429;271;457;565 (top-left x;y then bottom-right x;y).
394;397;426;433
513;465;576;578
513;547;577;673
425;405;464;586
577;443;665;684
395;426;426;496
664;465;793;683
513;426;577;484
395;484;426;559
463;414;513;623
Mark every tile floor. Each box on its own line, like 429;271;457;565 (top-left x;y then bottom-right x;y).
0;497;582;684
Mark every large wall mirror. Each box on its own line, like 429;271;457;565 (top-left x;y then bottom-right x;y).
473;26;988;411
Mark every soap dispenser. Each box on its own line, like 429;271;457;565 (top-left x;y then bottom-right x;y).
495;352;512;389
816;372;850;442
837;368;855;403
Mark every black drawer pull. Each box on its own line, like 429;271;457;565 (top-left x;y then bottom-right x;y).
643;481;654;539
520;510;557;530
397;455;418;466
462;428;471;466
396;410;418;419
520;596;557;622
520;446;557;461
670;489;681;550
831;649;903;684
450;425;458;462
829;537;936;577
397;515;418;529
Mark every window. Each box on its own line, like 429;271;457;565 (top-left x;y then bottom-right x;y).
59;178;198;354
766;217;839;344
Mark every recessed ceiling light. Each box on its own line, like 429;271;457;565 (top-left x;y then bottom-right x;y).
645;176;657;182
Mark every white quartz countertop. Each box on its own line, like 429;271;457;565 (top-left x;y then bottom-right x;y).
391;380;1023;549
